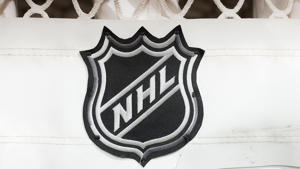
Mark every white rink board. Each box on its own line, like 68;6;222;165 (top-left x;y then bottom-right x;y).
0;18;300;169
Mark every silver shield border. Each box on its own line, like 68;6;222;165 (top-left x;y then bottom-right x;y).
81;25;204;166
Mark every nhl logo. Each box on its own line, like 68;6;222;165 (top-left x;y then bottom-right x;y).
81;25;204;166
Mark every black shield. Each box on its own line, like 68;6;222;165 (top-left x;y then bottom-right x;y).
81;25;204;166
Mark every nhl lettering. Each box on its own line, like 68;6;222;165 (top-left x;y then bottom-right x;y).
112;65;176;132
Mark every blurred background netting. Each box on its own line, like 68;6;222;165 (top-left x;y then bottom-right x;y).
14;0;253;18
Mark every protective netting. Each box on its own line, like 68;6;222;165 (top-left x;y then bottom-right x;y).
0;0;297;19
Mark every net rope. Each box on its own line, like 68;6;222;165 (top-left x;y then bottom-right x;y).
0;0;297;18
266;0;294;18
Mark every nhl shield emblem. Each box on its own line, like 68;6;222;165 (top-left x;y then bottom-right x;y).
81;25;204;166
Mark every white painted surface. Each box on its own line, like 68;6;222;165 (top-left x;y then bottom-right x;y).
0;18;300;169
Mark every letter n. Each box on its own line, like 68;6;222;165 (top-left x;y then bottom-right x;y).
112;94;132;132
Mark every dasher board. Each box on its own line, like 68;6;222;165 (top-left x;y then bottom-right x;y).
0;18;300;169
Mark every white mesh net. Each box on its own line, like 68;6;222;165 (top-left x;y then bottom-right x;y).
0;0;299;19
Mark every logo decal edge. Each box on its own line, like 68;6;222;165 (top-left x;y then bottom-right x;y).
81;25;204;166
